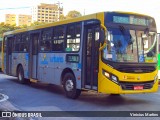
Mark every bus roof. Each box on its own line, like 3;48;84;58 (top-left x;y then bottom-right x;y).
113;11;152;18
3;11;153;36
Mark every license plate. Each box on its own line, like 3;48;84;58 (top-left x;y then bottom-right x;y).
134;85;143;90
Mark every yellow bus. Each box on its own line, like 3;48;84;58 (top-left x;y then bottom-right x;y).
2;11;158;99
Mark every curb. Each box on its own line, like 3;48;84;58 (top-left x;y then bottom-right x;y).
0;93;9;102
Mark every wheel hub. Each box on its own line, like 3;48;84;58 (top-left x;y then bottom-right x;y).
65;80;74;91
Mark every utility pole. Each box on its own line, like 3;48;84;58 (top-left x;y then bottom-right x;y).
84;9;85;16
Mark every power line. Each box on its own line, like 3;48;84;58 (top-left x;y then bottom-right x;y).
0;7;31;10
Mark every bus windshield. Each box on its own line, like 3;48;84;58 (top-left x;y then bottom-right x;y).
103;27;157;63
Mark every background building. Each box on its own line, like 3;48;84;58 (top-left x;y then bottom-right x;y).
16;14;32;26
5;14;32;26
5;14;16;25
31;3;63;23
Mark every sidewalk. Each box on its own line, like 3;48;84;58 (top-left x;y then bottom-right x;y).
0;94;33;120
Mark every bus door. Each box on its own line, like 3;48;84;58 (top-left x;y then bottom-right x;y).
6;37;13;75
83;24;100;90
29;32;40;79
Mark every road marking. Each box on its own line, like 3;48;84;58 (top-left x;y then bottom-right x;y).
0;94;9;102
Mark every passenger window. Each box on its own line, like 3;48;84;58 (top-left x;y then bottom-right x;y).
40;29;52;51
66;23;81;52
21;34;29;52
52;26;65;51
13;34;29;52
14;34;21;51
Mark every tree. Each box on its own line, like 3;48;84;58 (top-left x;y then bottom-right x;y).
59;14;66;21
30;21;46;26
66;10;82;19
20;24;28;29
0;23;20;37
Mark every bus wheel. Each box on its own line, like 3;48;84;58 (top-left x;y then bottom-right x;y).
17;66;30;84
63;73;81;99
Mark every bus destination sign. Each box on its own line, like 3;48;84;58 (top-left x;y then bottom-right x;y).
113;16;148;26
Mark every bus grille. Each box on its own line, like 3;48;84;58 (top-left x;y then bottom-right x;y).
117;66;156;73
119;81;154;90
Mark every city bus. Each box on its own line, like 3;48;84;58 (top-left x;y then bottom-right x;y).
2;11;158;99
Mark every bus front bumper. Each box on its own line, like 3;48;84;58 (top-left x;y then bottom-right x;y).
98;76;159;94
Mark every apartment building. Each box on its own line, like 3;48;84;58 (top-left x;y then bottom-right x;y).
16;14;32;26
5;14;16;25
5;14;32;26
31;3;63;23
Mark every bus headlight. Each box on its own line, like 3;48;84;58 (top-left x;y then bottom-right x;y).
102;69;119;85
103;71;110;78
111;75;118;84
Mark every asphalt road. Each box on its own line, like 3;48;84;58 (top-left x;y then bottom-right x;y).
0;72;160;120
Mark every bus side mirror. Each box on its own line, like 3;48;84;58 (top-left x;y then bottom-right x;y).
100;29;105;44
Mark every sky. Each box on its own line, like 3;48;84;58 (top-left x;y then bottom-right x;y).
0;0;160;31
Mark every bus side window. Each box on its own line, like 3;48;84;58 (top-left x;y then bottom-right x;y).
0;40;1;53
66;23;81;52
52;26;65;52
21;34;29;52
52;40;64;51
4;37;7;53
14;34;28;52
14;34;21;52
40;29;52;51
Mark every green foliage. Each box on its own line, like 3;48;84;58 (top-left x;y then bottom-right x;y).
30;21;46;26
0;22;21;37
66;10;82;19
0;22;47;37
59;10;82;21
59;14;66;21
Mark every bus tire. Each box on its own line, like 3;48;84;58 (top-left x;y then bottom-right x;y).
63;73;81;99
17;66;30;84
